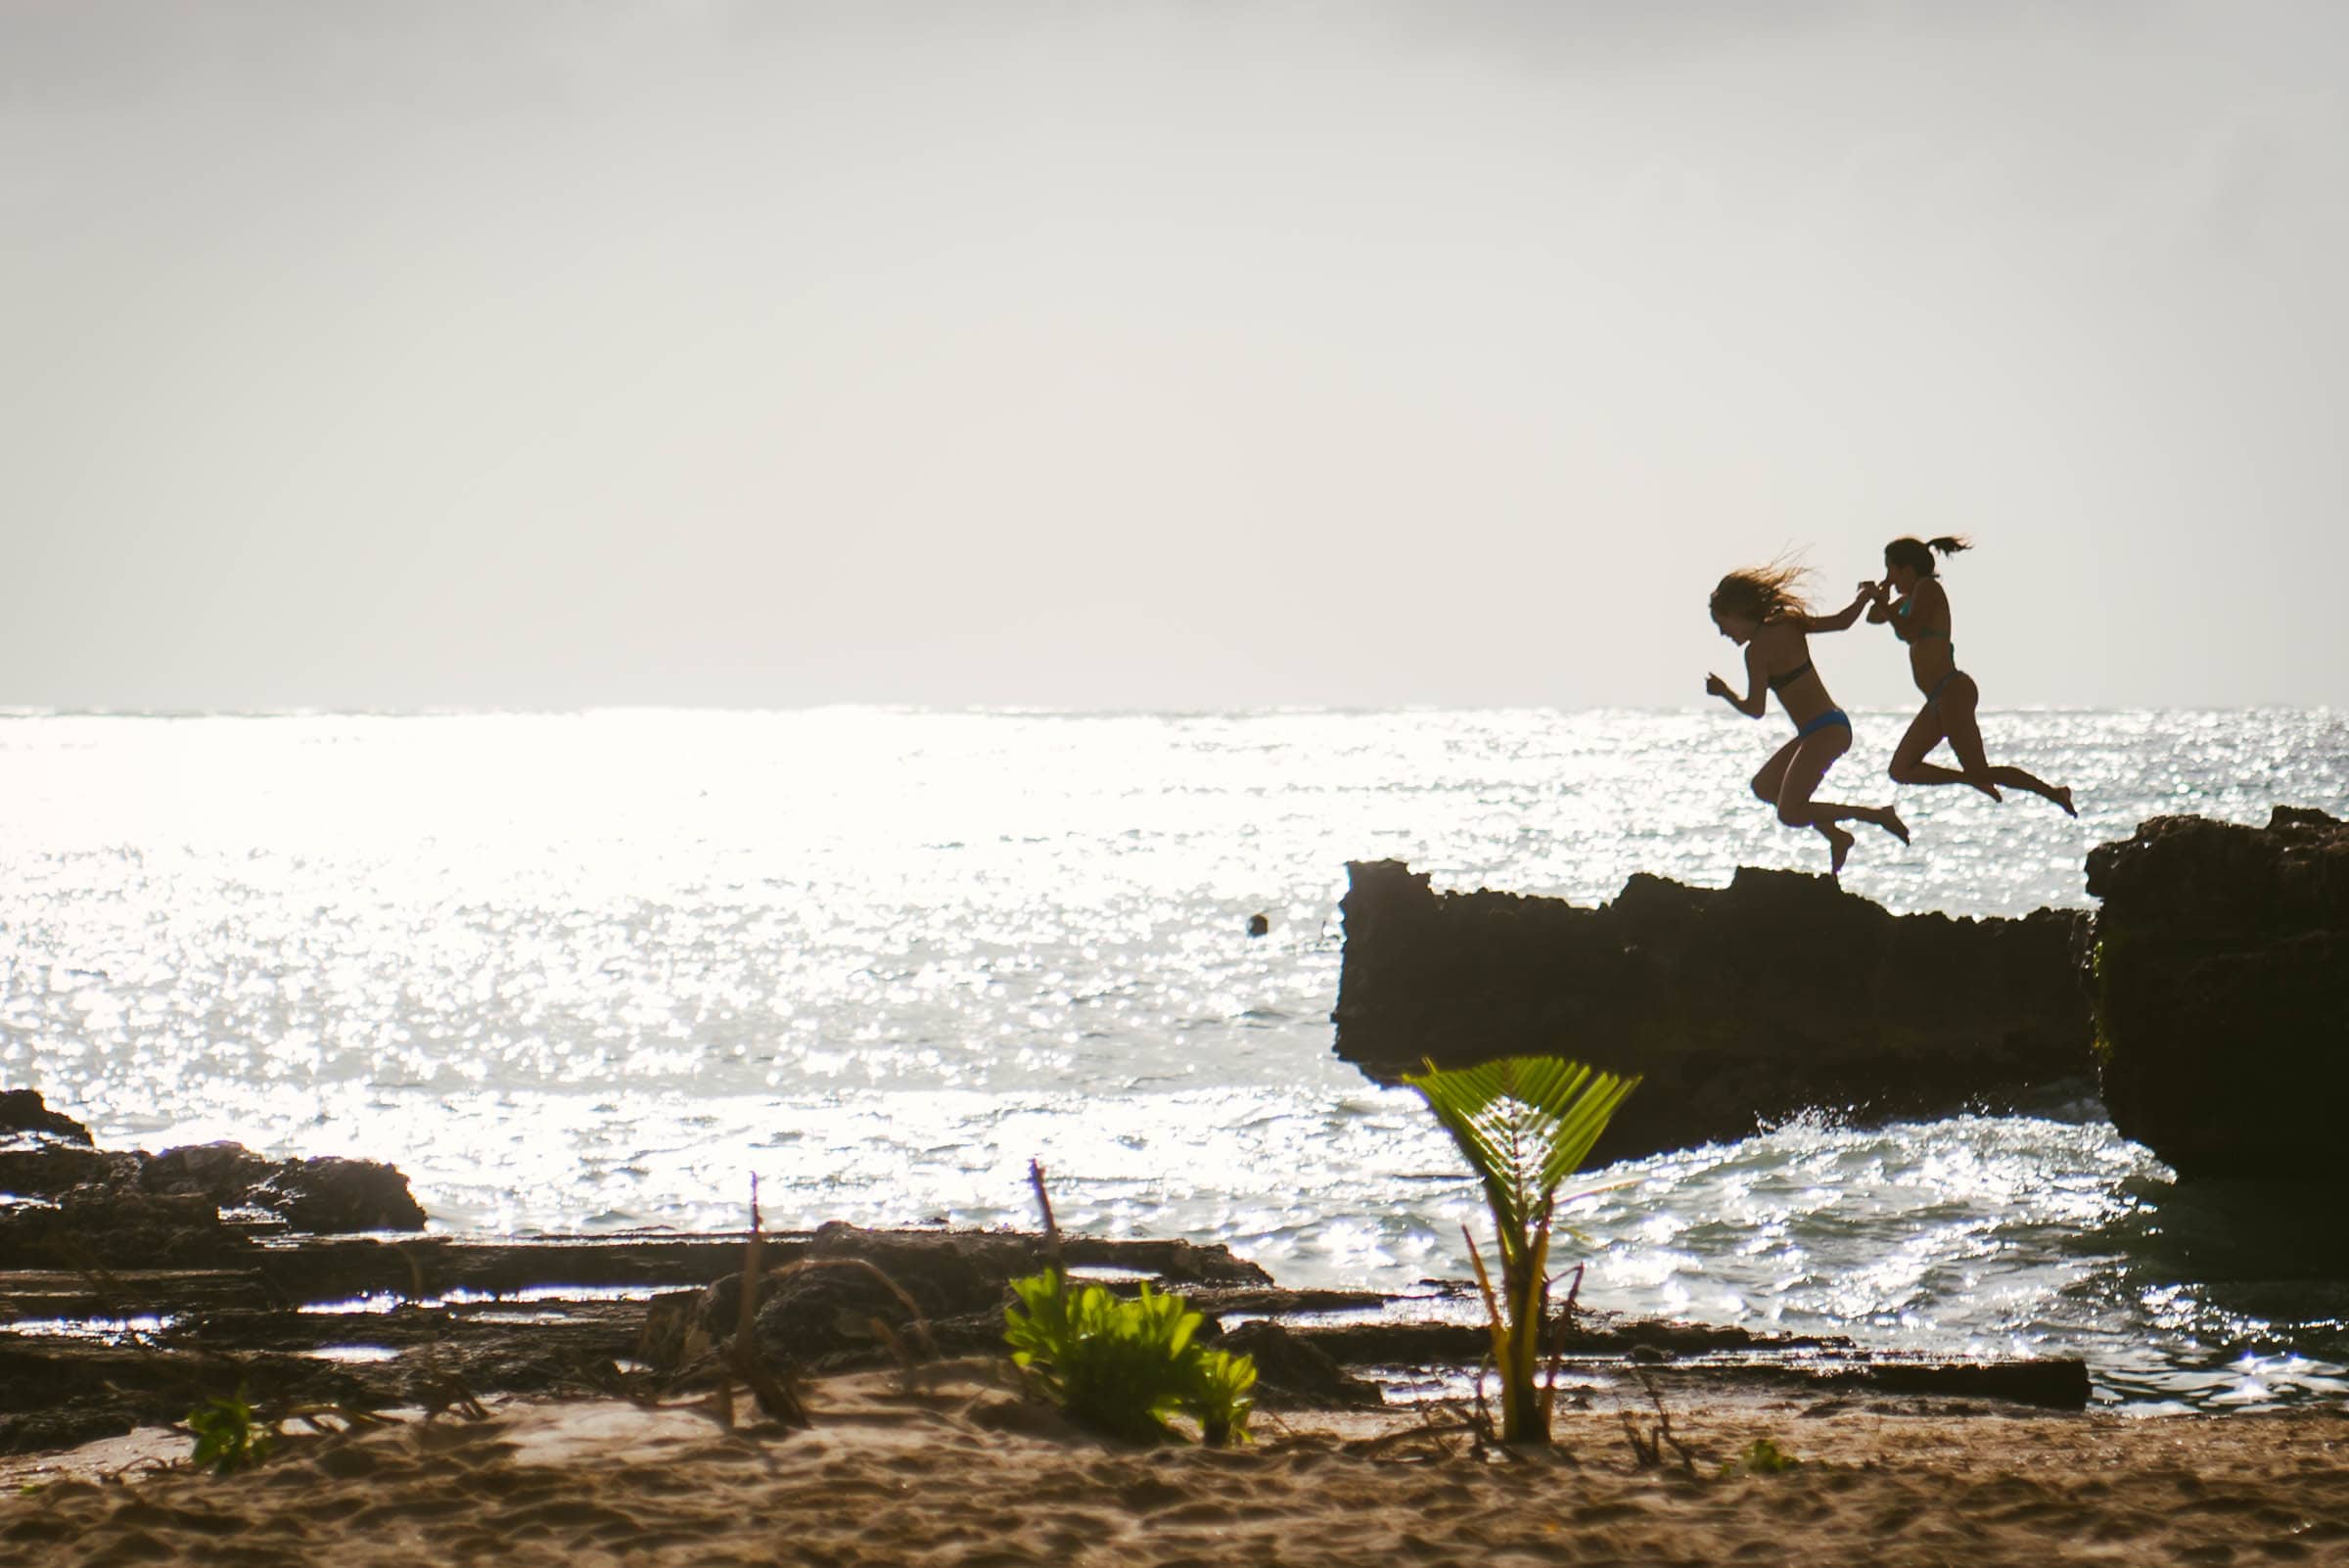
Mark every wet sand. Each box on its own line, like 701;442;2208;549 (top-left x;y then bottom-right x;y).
3;1360;2344;1567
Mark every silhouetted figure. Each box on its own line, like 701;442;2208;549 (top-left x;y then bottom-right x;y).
1707;564;1908;875
1246;913;1269;938
1867;536;2075;816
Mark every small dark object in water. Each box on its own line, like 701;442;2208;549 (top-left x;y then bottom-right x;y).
1246;913;1269;937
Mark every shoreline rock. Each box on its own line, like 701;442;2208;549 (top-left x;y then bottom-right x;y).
1;1108;428;1270
1331;860;2094;1165
0;1090;92;1147
2084;806;2349;1181
0;1222;2090;1455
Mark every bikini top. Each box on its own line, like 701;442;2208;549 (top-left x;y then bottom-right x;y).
1768;658;1815;692
1895;597;1950;642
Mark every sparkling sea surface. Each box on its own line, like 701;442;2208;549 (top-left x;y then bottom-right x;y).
4;708;2346;1410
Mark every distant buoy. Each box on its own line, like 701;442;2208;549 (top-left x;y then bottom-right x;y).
1246;913;1269;937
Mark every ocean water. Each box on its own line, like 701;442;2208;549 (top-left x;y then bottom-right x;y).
4;708;2346;1411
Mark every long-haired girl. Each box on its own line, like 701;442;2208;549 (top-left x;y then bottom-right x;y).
1706;563;1908;873
1867;536;2074;815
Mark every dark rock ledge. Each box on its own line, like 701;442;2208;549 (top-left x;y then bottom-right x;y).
1;1097;2093;1454
1332;806;2349;1184
2084;807;2349;1181
0;1090;93;1146
0;1220;2090;1456
1332;860;2094;1166
3;1090;427;1268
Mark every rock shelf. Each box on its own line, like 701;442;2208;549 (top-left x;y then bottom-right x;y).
0;1220;2090;1456
1332;859;2092;1164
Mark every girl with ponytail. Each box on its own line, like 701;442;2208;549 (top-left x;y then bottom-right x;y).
1705;562;1908;874
1867;536;2075;814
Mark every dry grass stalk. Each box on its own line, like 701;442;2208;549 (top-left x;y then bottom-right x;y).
1027;1159;1064;1273
720;1176;809;1430
1619;1367;1701;1473
1340;1407;1480;1461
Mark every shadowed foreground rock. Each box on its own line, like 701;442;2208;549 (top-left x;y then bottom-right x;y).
1332;860;2093;1165
1;1222;2089;1454
2085;806;2349;1181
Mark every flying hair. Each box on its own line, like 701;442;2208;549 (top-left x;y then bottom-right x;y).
1709;560;1815;623
1884;534;1973;577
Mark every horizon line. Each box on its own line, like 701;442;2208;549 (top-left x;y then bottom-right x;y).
0;702;2332;721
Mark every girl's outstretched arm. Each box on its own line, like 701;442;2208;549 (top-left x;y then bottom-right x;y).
1805;582;1885;634
1704;643;1769;718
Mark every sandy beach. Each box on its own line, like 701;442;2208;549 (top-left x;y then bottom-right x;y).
5;1361;2344;1567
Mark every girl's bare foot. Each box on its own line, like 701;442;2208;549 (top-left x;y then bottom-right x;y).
2050;785;2077;817
1877;807;1910;846
1823;824;1854;875
1971;777;2004;804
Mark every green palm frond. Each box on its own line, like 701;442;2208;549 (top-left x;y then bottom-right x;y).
1403;1054;1639;1448
1403;1056;1639;1273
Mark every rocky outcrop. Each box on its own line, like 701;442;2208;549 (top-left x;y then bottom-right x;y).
0;1144;123;1203
1217;1319;1387;1409
0;1089;92;1145
142;1142;429;1233
1332;861;2092;1166
2084;807;2349;1181
0;1186;255;1268
2;1133;424;1232
248;1158;428;1232
0;1116;428;1268
0;1222;2088;1453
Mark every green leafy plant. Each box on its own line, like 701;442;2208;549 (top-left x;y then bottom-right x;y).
1722;1436;1801;1476
187;1389;272;1474
1403;1055;1639;1447
1183;1334;1260;1448
1004;1270;1255;1446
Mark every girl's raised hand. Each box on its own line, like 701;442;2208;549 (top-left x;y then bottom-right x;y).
1704;673;1732;699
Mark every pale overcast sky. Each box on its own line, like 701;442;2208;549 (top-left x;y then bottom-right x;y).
4;1;2343;711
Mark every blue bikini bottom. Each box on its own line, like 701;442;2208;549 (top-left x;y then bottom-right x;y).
1795;708;1851;739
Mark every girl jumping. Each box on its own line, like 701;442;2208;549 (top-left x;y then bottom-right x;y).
1868;536;2074;815
1706;564;1908;874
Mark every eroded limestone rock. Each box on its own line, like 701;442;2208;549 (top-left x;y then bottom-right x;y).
1332;860;2092;1165
2085;807;2349;1180
0;1122;426;1268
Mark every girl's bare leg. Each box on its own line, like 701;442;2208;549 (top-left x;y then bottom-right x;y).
1774;727;1863;872
1750;734;1803;807
1889;688;2002;802
1804;799;1909;845
1758;730;1907;869
1941;679;2076;815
